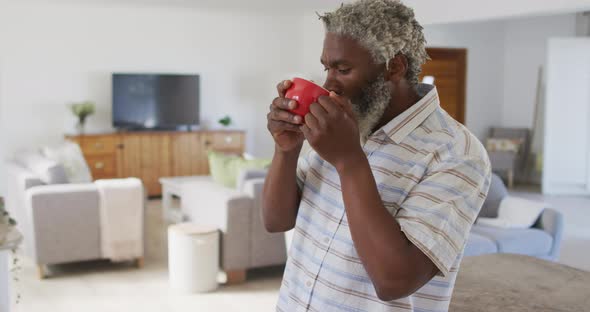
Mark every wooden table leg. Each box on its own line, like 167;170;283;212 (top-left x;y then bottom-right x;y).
507;169;514;188
38;265;47;279
225;269;247;285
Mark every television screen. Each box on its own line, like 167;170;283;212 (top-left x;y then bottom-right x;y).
112;73;200;130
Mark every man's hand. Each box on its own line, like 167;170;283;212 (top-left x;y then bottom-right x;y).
267;80;305;153
300;92;364;170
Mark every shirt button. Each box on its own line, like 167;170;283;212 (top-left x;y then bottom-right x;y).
306;281;312;287
323;237;330;244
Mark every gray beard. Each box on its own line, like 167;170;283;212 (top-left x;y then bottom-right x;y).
351;74;391;144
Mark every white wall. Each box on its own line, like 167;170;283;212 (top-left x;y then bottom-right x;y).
502;14;578;129
0;56;7;197
424;21;506;140
0;4;303;195
404;0;590;26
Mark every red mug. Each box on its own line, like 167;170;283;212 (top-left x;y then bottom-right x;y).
285;78;329;117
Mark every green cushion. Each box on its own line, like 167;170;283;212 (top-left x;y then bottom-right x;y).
207;151;271;188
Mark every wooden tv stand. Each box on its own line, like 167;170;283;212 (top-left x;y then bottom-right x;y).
66;130;245;196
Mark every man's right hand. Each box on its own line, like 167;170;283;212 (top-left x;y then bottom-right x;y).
267;80;305;152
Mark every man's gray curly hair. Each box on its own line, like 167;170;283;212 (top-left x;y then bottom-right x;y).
319;0;428;86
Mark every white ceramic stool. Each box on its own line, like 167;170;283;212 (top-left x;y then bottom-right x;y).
168;223;219;293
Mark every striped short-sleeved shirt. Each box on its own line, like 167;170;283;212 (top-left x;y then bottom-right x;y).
277;84;491;312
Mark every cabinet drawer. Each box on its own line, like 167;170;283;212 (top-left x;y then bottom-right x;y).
210;132;243;150
86;155;117;179
81;136;118;155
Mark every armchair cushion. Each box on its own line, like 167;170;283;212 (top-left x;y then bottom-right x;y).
486;138;523;153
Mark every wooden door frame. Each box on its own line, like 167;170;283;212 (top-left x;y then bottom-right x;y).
423;47;467;124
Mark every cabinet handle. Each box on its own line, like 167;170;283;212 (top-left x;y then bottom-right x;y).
225;136;233;143
116;144;124;149
94;142;104;149
95;162;104;169
204;140;212;146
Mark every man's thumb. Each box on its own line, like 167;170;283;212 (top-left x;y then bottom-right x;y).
329;91;355;118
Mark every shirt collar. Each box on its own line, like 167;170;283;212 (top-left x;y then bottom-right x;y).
378;83;440;144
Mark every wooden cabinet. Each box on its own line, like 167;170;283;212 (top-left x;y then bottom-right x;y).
170;132;205;177
68;135;119;180
67;130;245;197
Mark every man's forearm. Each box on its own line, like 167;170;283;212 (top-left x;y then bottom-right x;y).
336;153;436;300
261;146;302;233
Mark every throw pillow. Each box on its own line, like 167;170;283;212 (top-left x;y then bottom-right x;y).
208;151;241;188
486;138;524;153
476;196;545;229
208;151;271;188
477;174;507;219
16;151;69;184
42;140;93;183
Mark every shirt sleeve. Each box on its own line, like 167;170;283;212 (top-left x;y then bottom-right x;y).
395;156;491;276
296;144;313;191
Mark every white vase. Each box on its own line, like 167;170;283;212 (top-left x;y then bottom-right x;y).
76;121;86;135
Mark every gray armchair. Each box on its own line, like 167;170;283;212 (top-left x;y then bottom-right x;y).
180;169;287;284
487;127;531;188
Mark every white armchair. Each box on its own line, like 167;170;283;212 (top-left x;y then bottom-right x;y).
3;149;145;278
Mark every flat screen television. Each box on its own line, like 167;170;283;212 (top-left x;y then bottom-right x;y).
112;73;200;130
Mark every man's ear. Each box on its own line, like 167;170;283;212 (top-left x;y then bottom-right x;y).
384;54;408;83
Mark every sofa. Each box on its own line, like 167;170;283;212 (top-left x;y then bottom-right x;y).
464;174;563;261
180;169;287;284
4;147;145;278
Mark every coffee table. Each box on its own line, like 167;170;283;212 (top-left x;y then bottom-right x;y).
159;176;211;222
450;254;590;311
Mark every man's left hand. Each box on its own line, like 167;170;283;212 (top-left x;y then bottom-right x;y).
300;92;365;171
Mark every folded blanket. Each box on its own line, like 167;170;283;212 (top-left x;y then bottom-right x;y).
95;178;144;261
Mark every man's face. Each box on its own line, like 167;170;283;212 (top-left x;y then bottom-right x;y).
321;32;391;141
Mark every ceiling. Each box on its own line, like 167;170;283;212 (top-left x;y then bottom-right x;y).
2;0;590;24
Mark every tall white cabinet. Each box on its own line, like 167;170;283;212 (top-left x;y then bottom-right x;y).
543;38;590;195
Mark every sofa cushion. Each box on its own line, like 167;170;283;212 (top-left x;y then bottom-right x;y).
472;225;553;256
15;151;69;185
42;141;92;183
478;173;507;218
464;232;498;257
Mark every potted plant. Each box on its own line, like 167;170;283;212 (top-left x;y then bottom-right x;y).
0;197;22;304
0;198;16;244
218;115;232;128
69;101;96;135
